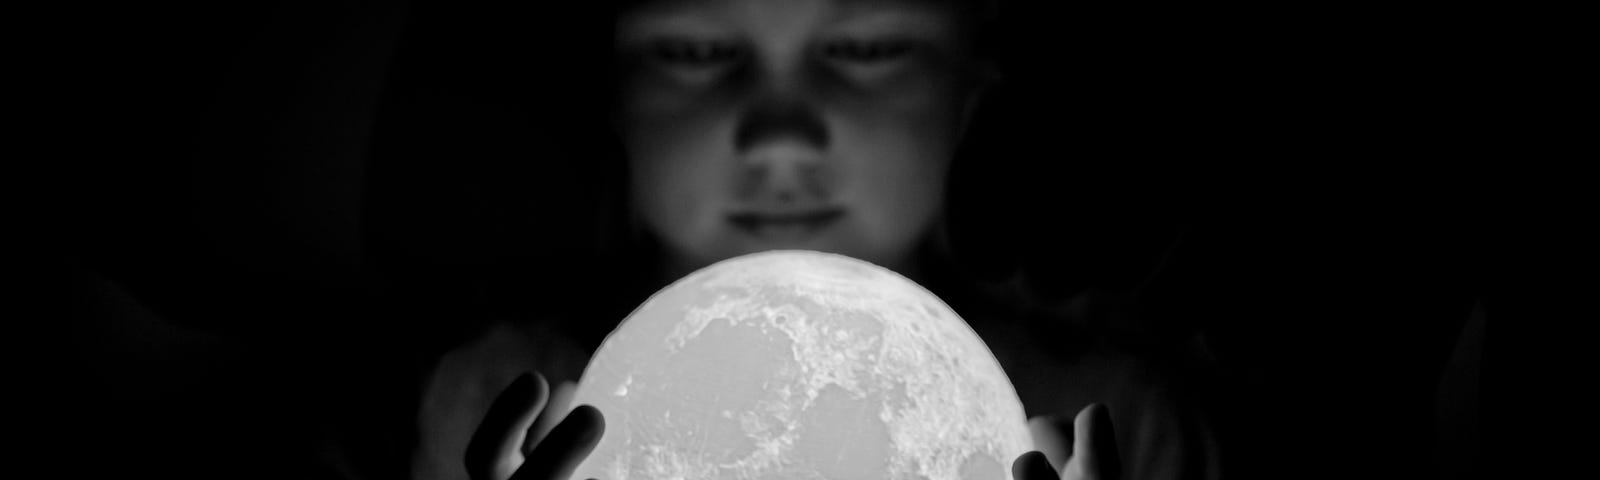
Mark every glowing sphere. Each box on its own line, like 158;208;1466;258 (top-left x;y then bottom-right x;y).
569;250;1032;480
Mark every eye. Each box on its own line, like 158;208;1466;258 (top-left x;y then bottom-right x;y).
820;39;921;63
647;38;745;67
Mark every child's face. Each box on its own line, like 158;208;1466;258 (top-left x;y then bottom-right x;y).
616;0;979;274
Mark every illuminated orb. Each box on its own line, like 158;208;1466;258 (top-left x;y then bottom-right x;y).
568;250;1033;480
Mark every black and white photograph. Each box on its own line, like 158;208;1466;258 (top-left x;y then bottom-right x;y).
59;1;1507;478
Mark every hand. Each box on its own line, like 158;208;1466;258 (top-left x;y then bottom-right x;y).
1012;403;1122;480
465;372;605;480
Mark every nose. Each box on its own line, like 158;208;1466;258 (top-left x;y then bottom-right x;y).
733;97;829;153
731;66;833;204
732;100;832;204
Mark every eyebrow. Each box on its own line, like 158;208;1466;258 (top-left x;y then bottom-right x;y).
616;0;960;40
623;0;955;14
832;0;963;16
835;0;952;6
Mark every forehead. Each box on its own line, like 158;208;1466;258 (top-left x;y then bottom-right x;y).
622;0;955;11
618;0;960;26
616;0;968;50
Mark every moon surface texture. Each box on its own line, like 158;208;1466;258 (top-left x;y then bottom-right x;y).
569;250;1032;479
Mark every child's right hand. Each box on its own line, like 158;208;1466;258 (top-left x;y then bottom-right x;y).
465;372;605;480
1013;403;1123;480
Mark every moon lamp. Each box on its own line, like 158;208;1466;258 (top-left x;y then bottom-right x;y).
568;250;1033;479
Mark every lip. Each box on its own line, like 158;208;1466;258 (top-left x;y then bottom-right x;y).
727;208;845;238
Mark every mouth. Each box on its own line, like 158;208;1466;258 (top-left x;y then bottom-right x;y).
727;208;846;240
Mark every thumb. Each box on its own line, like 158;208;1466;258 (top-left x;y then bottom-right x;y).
1027;415;1072;472
1064;403;1122;480
525;379;578;455
466;373;550;480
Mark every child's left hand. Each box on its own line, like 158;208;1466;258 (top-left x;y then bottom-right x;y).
465;372;604;480
1013;403;1123;480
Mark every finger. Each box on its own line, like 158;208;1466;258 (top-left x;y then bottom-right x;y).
512;404;605;480
1012;450;1061;480
1027;415;1072;473
1086;404;1122;480
1069;403;1122;480
525;379;578;456
466;372;550;480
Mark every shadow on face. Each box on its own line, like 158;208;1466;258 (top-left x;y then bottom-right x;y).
614;0;990;276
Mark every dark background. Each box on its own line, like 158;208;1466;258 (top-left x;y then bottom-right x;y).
58;1;1504;478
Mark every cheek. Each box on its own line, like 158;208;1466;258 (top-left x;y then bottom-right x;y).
831;63;962;155
623;91;740;240
833;84;959;245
